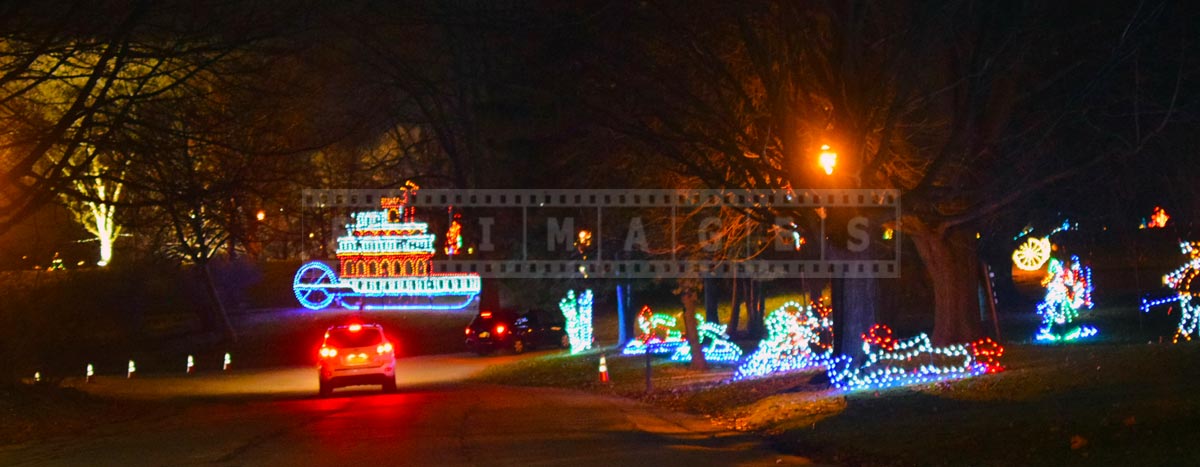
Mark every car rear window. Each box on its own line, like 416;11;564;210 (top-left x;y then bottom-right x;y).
326;328;384;348
470;310;517;328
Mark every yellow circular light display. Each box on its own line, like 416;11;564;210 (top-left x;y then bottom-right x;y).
1013;236;1052;271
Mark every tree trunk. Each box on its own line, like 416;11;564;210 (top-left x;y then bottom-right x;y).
910;227;984;345
729;278;742;335
201;261;237;343
703;276;720;323
831;277;879;361
679;287;707;371
753;280;766;338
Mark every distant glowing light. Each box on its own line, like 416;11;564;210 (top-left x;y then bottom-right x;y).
256;210;266;221
1148;206;1170;229
791;231;806;251
1013;236;1052;271
444;218;462;255
818;145;837;175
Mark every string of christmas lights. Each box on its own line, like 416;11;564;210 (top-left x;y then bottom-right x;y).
825;324;1005;392
733;300;834;381
621;306;688;355
559;289;594;354
1162;242;1200;343
1035;255;1096;342
669;317;743;363
292;192;480;311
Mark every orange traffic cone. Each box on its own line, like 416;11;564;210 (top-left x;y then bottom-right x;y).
598;354;610;383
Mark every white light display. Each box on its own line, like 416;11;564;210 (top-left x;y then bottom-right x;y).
733;300;834;381
559;289;594;354
826;325;1005;392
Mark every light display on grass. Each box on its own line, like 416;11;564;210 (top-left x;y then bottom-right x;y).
619;305;742;361
1035;255;1097;342
559;289;594;354
826;324;1005;392
622;306;687;355
1142;242;1200;343
292;188;481;311
669;317;743;363
733;300;834;381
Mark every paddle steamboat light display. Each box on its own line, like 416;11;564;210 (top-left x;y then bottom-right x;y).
292;193;481;311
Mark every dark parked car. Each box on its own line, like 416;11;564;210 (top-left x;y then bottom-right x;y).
465;308;570;355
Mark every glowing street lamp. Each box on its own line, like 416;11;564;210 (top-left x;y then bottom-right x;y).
255;210;266;222
819;145;837;175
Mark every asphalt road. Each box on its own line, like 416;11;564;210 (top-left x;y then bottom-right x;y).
0;352;812;466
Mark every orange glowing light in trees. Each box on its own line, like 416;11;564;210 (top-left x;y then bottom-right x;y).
1149;206;1170;228
575;229;593;258
818;144;837;175
256;210;266;221
444;219;462;255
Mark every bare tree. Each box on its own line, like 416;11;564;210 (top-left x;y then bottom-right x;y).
579;1;1187;344
62;145;125;266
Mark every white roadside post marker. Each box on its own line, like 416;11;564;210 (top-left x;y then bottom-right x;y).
187;355;195;374
223;353;231;371
127;360;136;379
86;364;95;383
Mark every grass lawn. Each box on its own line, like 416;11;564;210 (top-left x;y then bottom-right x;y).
0;384;152;446
473;331;1200;466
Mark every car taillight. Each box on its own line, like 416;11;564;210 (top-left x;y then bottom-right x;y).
495;324;506;334
348;323;362;332
377;342;393;354
319;346;338;358
465;327;471;335
481;311;492;318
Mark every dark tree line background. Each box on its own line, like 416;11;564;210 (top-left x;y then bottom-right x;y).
2;1;1198;360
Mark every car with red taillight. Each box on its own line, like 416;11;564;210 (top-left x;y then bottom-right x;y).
317;323;397;396
465;308;569;355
